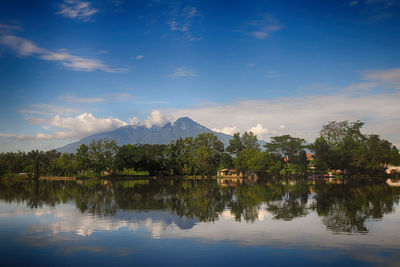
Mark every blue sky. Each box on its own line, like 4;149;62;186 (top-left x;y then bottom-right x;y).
1;0;400;151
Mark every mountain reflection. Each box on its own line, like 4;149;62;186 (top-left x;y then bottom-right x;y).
0;179;399;234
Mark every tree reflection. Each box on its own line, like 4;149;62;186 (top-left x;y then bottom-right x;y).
313;183;400;233
0;178;399;234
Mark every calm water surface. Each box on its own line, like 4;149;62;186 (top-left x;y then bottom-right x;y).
0;179;399;266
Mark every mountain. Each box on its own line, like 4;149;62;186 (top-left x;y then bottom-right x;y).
57;117;234;153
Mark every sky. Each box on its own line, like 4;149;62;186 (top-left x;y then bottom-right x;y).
0;0;400;152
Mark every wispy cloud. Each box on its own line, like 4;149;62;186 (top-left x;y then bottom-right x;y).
58;94;105;103
19;103;80;116
346;67;400;91
349;1;359;6
348;0;400;21
365;0;397;9
0;133;52;141
56;0;98;22
136;54;144;60
169;67;197;78
266;70;281;78
241;14;284;40
58;93;134;103
167;3;202;41
0;25;126;73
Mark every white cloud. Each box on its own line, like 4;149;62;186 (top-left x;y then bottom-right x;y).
0;28;126;73
136;54;144;60
56;0;98;22
169;67;197;78
212;126;239;136
11;113;128;141
241;14;284;40
349;1;359;6
248;123;269;139
247;63;256;67
2;110;172;142
129;117;139;125
167;90;400;146
141;110;171;128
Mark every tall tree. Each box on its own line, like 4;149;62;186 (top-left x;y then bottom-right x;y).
226;133;244;156
191;133;224;176
75;144;90;175
88;139;118;174
265;135;307;161
27;150;48;179
242;131;260;151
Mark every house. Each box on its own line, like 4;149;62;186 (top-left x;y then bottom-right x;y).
218;169;230;176
217;168;242;177
386;165;400;174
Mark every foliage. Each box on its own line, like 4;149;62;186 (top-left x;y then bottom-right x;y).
312;121;400;176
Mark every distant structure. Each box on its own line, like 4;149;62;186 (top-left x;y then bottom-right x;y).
386;165;400;174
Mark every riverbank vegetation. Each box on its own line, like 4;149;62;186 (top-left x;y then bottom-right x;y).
1;120;399;180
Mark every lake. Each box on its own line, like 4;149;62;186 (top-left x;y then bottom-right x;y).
0;178;399;266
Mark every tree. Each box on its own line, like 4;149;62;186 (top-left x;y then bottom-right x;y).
227;131;260;156
313;120;399;175
242;131;260;151
265;135;308;174
166;138;194;175
88;139;118;174
58;153;76;177
220;152;234;169
191;133;224;176
265;135;307;161
27;150;48;179
226;133;244;156
75;144;90;175
320;120;365;145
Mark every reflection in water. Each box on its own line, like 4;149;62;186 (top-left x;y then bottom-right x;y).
1;178;400;266
0;178;399;234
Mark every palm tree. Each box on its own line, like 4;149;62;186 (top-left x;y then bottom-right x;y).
28;150;47;180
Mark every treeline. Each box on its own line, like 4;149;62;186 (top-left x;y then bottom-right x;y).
1;120;400;178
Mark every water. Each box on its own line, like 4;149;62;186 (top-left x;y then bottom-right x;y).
0;179;399;266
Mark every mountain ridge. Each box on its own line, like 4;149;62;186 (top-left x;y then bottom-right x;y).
57;117;236;153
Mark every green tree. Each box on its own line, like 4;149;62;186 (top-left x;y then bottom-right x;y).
226;133;244;156
57;153;77;177
27;150;48;179
242;131;260;151
191;133;224;176
75;144;90;175
227;131;260;156
265;135;307;173
88;139;118;174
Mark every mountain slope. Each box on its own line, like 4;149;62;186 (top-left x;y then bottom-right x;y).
57;117;233;153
